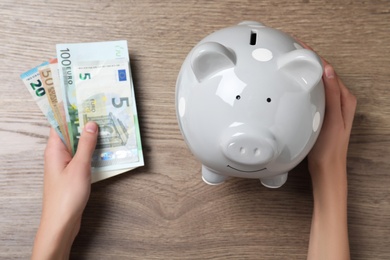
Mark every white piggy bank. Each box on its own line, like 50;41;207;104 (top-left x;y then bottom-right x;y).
176;21;325;188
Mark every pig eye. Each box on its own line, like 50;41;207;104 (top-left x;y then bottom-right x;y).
236;95;241;100
266;98;271;103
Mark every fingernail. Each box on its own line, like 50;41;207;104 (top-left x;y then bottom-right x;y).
85;122;98;134
325;65;335;79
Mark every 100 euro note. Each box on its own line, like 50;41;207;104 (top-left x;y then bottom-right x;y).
20;62;66;144
56;41;144;182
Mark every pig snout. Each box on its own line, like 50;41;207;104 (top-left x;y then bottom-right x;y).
221;132;277;166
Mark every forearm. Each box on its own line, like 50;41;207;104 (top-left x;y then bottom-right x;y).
32;218;78;260
307;166;350;260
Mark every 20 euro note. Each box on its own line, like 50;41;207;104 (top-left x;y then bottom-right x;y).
56;40;144;181
20;62;66;143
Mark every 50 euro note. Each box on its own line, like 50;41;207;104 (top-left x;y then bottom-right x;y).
38;61;71;152
20;62;66;144
56;41;144;182
50;60;72;148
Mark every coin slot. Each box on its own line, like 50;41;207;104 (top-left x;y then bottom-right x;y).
250;30;257;45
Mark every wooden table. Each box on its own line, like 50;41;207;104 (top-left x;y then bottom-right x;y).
1;0;389;259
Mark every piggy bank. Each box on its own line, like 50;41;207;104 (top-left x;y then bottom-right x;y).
175;21;325;188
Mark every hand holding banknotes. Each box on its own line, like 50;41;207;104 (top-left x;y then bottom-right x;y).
32;122;98;260
21;40;144;183
21;40;144;259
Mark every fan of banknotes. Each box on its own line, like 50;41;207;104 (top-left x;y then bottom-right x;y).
20;40;144;182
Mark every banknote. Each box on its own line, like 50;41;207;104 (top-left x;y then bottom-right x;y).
74;58;144;173
20;62;66;143
39;62;71;152
56;40;144;175
50;60;70;146
56;40;130;153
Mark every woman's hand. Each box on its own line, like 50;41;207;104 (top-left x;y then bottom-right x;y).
32;122;98;260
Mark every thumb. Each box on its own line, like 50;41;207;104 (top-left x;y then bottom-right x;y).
73;121;99;167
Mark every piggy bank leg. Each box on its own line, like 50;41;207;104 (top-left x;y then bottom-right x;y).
202;165;228;185
260;173;288;188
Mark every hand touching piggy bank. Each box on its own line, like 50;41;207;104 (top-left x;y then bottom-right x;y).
176;21;325;188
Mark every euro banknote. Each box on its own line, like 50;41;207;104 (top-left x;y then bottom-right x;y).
56;40;144;179
21;40;144;182
20;62;66;143
49;60;71;151
39;62;71;152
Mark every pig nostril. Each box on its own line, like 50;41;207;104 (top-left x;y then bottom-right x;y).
225;138;275;165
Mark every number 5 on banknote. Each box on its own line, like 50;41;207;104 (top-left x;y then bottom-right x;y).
112;97;129;108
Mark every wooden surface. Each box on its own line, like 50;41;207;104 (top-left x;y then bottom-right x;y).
1;0;389;259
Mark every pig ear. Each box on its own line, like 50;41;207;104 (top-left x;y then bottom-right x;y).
191;42;236;82
277;49;323;91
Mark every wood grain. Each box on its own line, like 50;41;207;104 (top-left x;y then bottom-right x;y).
0;0;389;259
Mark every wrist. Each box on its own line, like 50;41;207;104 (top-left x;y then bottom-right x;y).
32;217;79;260
309;163;348;204
309;159;347;185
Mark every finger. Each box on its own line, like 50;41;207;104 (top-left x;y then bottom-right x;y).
323;64;343;121
46;127;65;151
72;121;98;169
296;39;315;52
293;37;330;68
339;78;357;130
320;56;330;68
44;128;71;173
295;38;314;51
